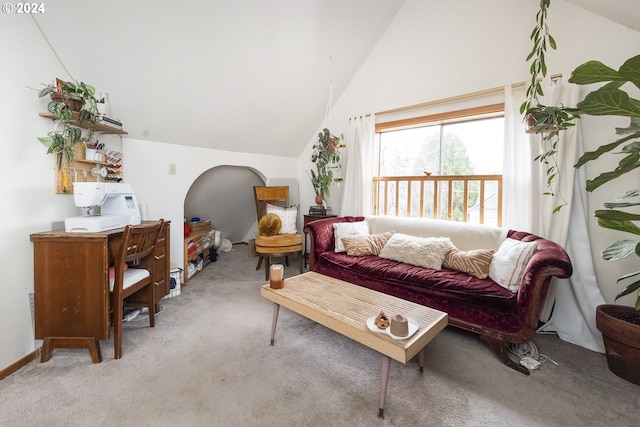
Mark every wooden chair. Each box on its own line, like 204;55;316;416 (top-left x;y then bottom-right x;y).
110;219;164;359
253;186;303;280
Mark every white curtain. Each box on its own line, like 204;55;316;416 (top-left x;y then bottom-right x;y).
339;115;375;216
504;79;606;352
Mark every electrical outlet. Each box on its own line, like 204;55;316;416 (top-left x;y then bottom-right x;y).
169;163;176;175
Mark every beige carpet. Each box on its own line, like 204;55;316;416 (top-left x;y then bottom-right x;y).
1;244;637;426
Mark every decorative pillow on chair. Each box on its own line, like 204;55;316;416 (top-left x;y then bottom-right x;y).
266;203;298;234
379;233;453;269
443;247;494;279
333;221;370;252
258;213;281;236
341;231;395;256
489;238;537;292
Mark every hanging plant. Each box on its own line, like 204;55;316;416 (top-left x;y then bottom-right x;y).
522;0;579;212
308;128;342;204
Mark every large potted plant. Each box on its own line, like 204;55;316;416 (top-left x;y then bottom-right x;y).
568;55;640;385
37;79;99;165
308;128;342;207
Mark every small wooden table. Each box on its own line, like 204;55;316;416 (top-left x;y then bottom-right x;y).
261;272;448;418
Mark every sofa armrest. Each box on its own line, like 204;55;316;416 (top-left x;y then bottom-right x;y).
507;230;573;340
304;216;364;269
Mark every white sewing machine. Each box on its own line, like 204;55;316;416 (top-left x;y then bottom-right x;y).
64;182;142;233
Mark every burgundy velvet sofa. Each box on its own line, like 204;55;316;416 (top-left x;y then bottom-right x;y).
304;215;573;374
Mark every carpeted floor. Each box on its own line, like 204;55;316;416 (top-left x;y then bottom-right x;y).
1;244;637;426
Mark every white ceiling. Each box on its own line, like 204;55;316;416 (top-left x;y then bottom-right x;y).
34;0;637;158
565;0;640;32
35;0;405;158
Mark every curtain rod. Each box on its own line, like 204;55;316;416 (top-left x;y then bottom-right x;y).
376;73;563;116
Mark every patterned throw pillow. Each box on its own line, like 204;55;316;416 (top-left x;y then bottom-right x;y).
443;247;494;279
378;233;453;269
258;213;281;236
341;231;395;256
489;238;537;292
266;203;298;234
333;221;370;252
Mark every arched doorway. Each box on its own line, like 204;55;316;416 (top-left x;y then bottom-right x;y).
185;165;265;243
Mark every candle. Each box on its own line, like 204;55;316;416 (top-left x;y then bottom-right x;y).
270;264;284;289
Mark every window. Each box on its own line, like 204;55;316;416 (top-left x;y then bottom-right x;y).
373;105;504;225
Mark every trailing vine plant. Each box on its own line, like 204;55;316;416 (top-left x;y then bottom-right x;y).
521;0;579;213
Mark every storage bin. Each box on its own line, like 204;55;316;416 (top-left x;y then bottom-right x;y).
163;267;183;299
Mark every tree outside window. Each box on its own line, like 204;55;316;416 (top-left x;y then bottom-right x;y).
377;117;504;223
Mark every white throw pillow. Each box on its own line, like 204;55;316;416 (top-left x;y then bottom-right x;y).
378;233;453;269
333;221;370;252
266;203;298;234
489;238;537;292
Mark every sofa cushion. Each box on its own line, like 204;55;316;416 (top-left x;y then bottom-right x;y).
258;213;282;236
365;215;507;251
318;252;516;314
266;203;298;234
333;221;370;252
379;233;453;269
489;238;537;291
341;231;395;256
444;247;494;279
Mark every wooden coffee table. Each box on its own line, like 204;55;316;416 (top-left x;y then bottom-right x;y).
261;271;448;418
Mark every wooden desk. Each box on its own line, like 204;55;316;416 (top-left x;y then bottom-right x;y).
303;214;336;267
30;221;170;363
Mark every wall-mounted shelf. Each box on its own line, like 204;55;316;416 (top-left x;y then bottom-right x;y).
39;112;128;135
76;159;109;166
39;112;126;194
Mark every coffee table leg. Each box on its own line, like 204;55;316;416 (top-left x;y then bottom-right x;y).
378;354;391;419
419;347;425;373
270;303;280;346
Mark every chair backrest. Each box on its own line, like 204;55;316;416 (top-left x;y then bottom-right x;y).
113;220;164;286
253;186;289;221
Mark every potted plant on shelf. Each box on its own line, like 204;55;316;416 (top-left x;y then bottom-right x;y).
308;128;342;207
37;79;99;165
521;0;580;212
568;54;640;385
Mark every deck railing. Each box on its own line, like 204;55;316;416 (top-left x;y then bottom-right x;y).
372;175;503;226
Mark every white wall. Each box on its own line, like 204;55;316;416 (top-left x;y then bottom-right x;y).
123;138;298;272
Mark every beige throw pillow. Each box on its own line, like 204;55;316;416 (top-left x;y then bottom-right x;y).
333;221;370;252
443;248;494;279
341;231;395;256
378;233;453;269
266;203;298;234
489;238;537;292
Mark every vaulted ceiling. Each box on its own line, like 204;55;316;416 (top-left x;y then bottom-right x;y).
34;0;405;158
565;0;640;32
33;1;638;159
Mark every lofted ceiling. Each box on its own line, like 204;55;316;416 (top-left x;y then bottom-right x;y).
565;0;640;32
33;1;637;159
34;0;405;158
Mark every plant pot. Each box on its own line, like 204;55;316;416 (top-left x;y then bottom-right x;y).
314;196;323;207
596;304;640;385
525;113;558;134
50;92;85;112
